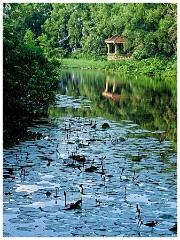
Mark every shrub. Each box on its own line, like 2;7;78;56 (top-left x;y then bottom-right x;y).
3;42;60;116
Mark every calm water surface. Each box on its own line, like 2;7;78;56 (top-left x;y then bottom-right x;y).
3;69;177;237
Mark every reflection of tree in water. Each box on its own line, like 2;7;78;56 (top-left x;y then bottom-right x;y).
58;72;81;95
54;69;176;148
57;72;70;94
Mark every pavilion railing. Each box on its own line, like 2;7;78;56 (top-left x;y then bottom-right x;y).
107;53;131;60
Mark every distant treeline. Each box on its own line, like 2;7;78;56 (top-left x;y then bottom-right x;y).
42;3;177;60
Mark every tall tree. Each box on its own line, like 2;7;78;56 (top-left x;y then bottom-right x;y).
3;3;59;116
122;3;177;59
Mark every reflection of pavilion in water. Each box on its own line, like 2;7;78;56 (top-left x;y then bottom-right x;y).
102;76;121;102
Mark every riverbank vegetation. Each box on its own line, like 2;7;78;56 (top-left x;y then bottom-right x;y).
3;3;177;118
42;3;177;76
61;57;177;77
3;3;60;118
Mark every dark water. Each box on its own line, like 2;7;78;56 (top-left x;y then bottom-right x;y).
3;69;177;237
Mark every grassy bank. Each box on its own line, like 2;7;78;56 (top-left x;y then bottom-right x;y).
60;57;177;77
60;58;107;69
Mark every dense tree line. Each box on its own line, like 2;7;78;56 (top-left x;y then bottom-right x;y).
42;3;177;60
3;3;177;116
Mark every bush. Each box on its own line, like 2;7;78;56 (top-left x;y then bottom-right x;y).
60;55;176;77
3;41;60;116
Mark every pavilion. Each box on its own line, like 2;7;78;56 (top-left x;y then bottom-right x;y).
105;34;130;60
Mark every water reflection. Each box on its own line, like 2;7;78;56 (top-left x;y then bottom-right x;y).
3;68;177;237
50;69;176;149
102;76;121;101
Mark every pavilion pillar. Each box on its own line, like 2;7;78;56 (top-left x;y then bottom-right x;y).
106;43;110;54
113;79;115;93
105;78;109;92
115;44;118;54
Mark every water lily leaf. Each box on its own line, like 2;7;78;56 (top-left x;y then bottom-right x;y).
102;123;110;129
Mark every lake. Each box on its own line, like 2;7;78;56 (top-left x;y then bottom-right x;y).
3;69;177;237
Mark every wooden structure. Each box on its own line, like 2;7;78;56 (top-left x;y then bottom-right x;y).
105;34;130;60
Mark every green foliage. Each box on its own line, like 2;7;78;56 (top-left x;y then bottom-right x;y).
3;2;177;119
61;58;107;69
4;42;59;116
24;29;36;46
41;3;177;61
39;3;177;75
3;3;60;117
4;3;177;63
61;57;176;77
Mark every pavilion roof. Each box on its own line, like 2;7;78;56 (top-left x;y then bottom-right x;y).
105;34;126;43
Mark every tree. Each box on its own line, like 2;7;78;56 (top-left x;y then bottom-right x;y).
122;3;177;59
3;3;59;116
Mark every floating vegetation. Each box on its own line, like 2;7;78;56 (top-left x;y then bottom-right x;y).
102;122;110;129
3;86;177;237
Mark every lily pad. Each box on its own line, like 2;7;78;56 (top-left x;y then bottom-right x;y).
102;123;110;129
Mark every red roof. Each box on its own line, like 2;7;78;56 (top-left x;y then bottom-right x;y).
105;34;126;43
